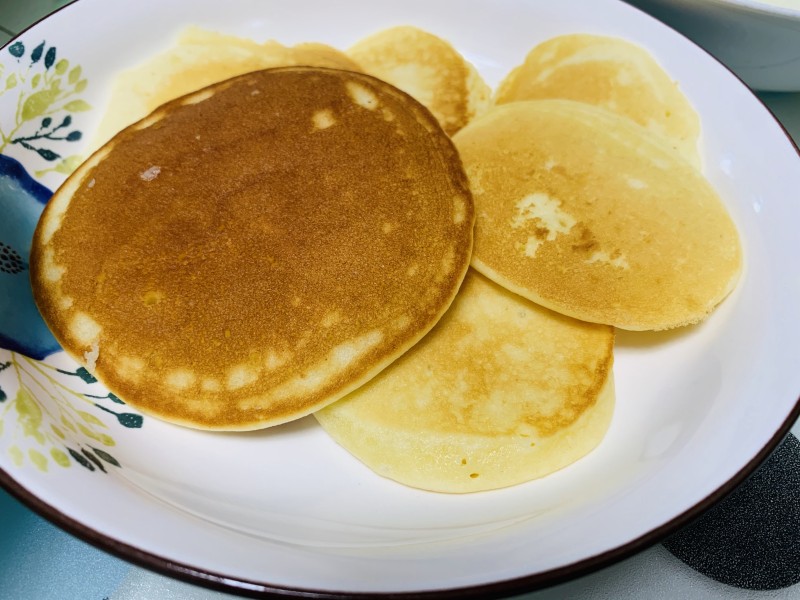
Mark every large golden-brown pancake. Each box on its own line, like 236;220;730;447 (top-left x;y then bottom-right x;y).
494;34;701;165
92;27;362;149
315;269;615;493
31;66;474;430
347;26;491;135
452;99;742;331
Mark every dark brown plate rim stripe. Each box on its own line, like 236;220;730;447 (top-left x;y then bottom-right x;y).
3;0;800;597
2;400;799;600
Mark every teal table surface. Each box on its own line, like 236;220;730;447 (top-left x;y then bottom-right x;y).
1;2;799;599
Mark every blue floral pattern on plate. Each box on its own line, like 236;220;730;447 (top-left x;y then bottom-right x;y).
0;153;58;359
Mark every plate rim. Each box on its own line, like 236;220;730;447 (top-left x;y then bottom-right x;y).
2;402;798;599
2;0;800;597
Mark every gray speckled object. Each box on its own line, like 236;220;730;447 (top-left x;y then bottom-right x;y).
664;433;800;590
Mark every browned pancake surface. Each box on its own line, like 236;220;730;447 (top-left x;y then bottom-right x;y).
92;27;363;149
32;67;474;430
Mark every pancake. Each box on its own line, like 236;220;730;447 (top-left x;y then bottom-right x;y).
31;66;474;430
347;26;491;135
315;269;615;494
494;34;701;165
452;99;742;331
92;26;362;149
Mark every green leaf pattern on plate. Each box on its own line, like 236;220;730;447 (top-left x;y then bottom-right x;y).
0;351;142;474
1;40;90;176
0;41;139;475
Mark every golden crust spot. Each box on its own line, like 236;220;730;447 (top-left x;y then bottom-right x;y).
116;356;145;383
627;177;647;189
312;108;336;130
139;166;161;181
142;290;165;306
320;310;343;328
201;378;221;392
587;250;631;270
264;350;290;371
391;313;411;332
166;369;197;391
453;197;467;225
331;330;383;368
41;248;65;283
83;340;100;372
70;311;102;346
381;107;395;122
510;192;577;241
227;364;258;390
346;81;380;110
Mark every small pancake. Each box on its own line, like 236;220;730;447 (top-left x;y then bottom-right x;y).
315;270;615;494
452;99;742;331
31;67;474;430
92;26;362;148
494;34;701;165
347;26;491;135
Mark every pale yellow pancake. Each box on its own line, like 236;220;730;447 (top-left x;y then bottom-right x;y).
32;67;474;430
495;34;701;165
452;99;742;331
92;27;362;148
347;26;491;135
315;270;615;494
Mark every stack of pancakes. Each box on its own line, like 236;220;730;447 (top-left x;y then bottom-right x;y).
30;28;741;493
455;34;741;332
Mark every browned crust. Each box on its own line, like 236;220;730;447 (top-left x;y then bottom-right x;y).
31;66;474;430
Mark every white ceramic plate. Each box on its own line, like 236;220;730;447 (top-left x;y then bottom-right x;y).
1;0;799;596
